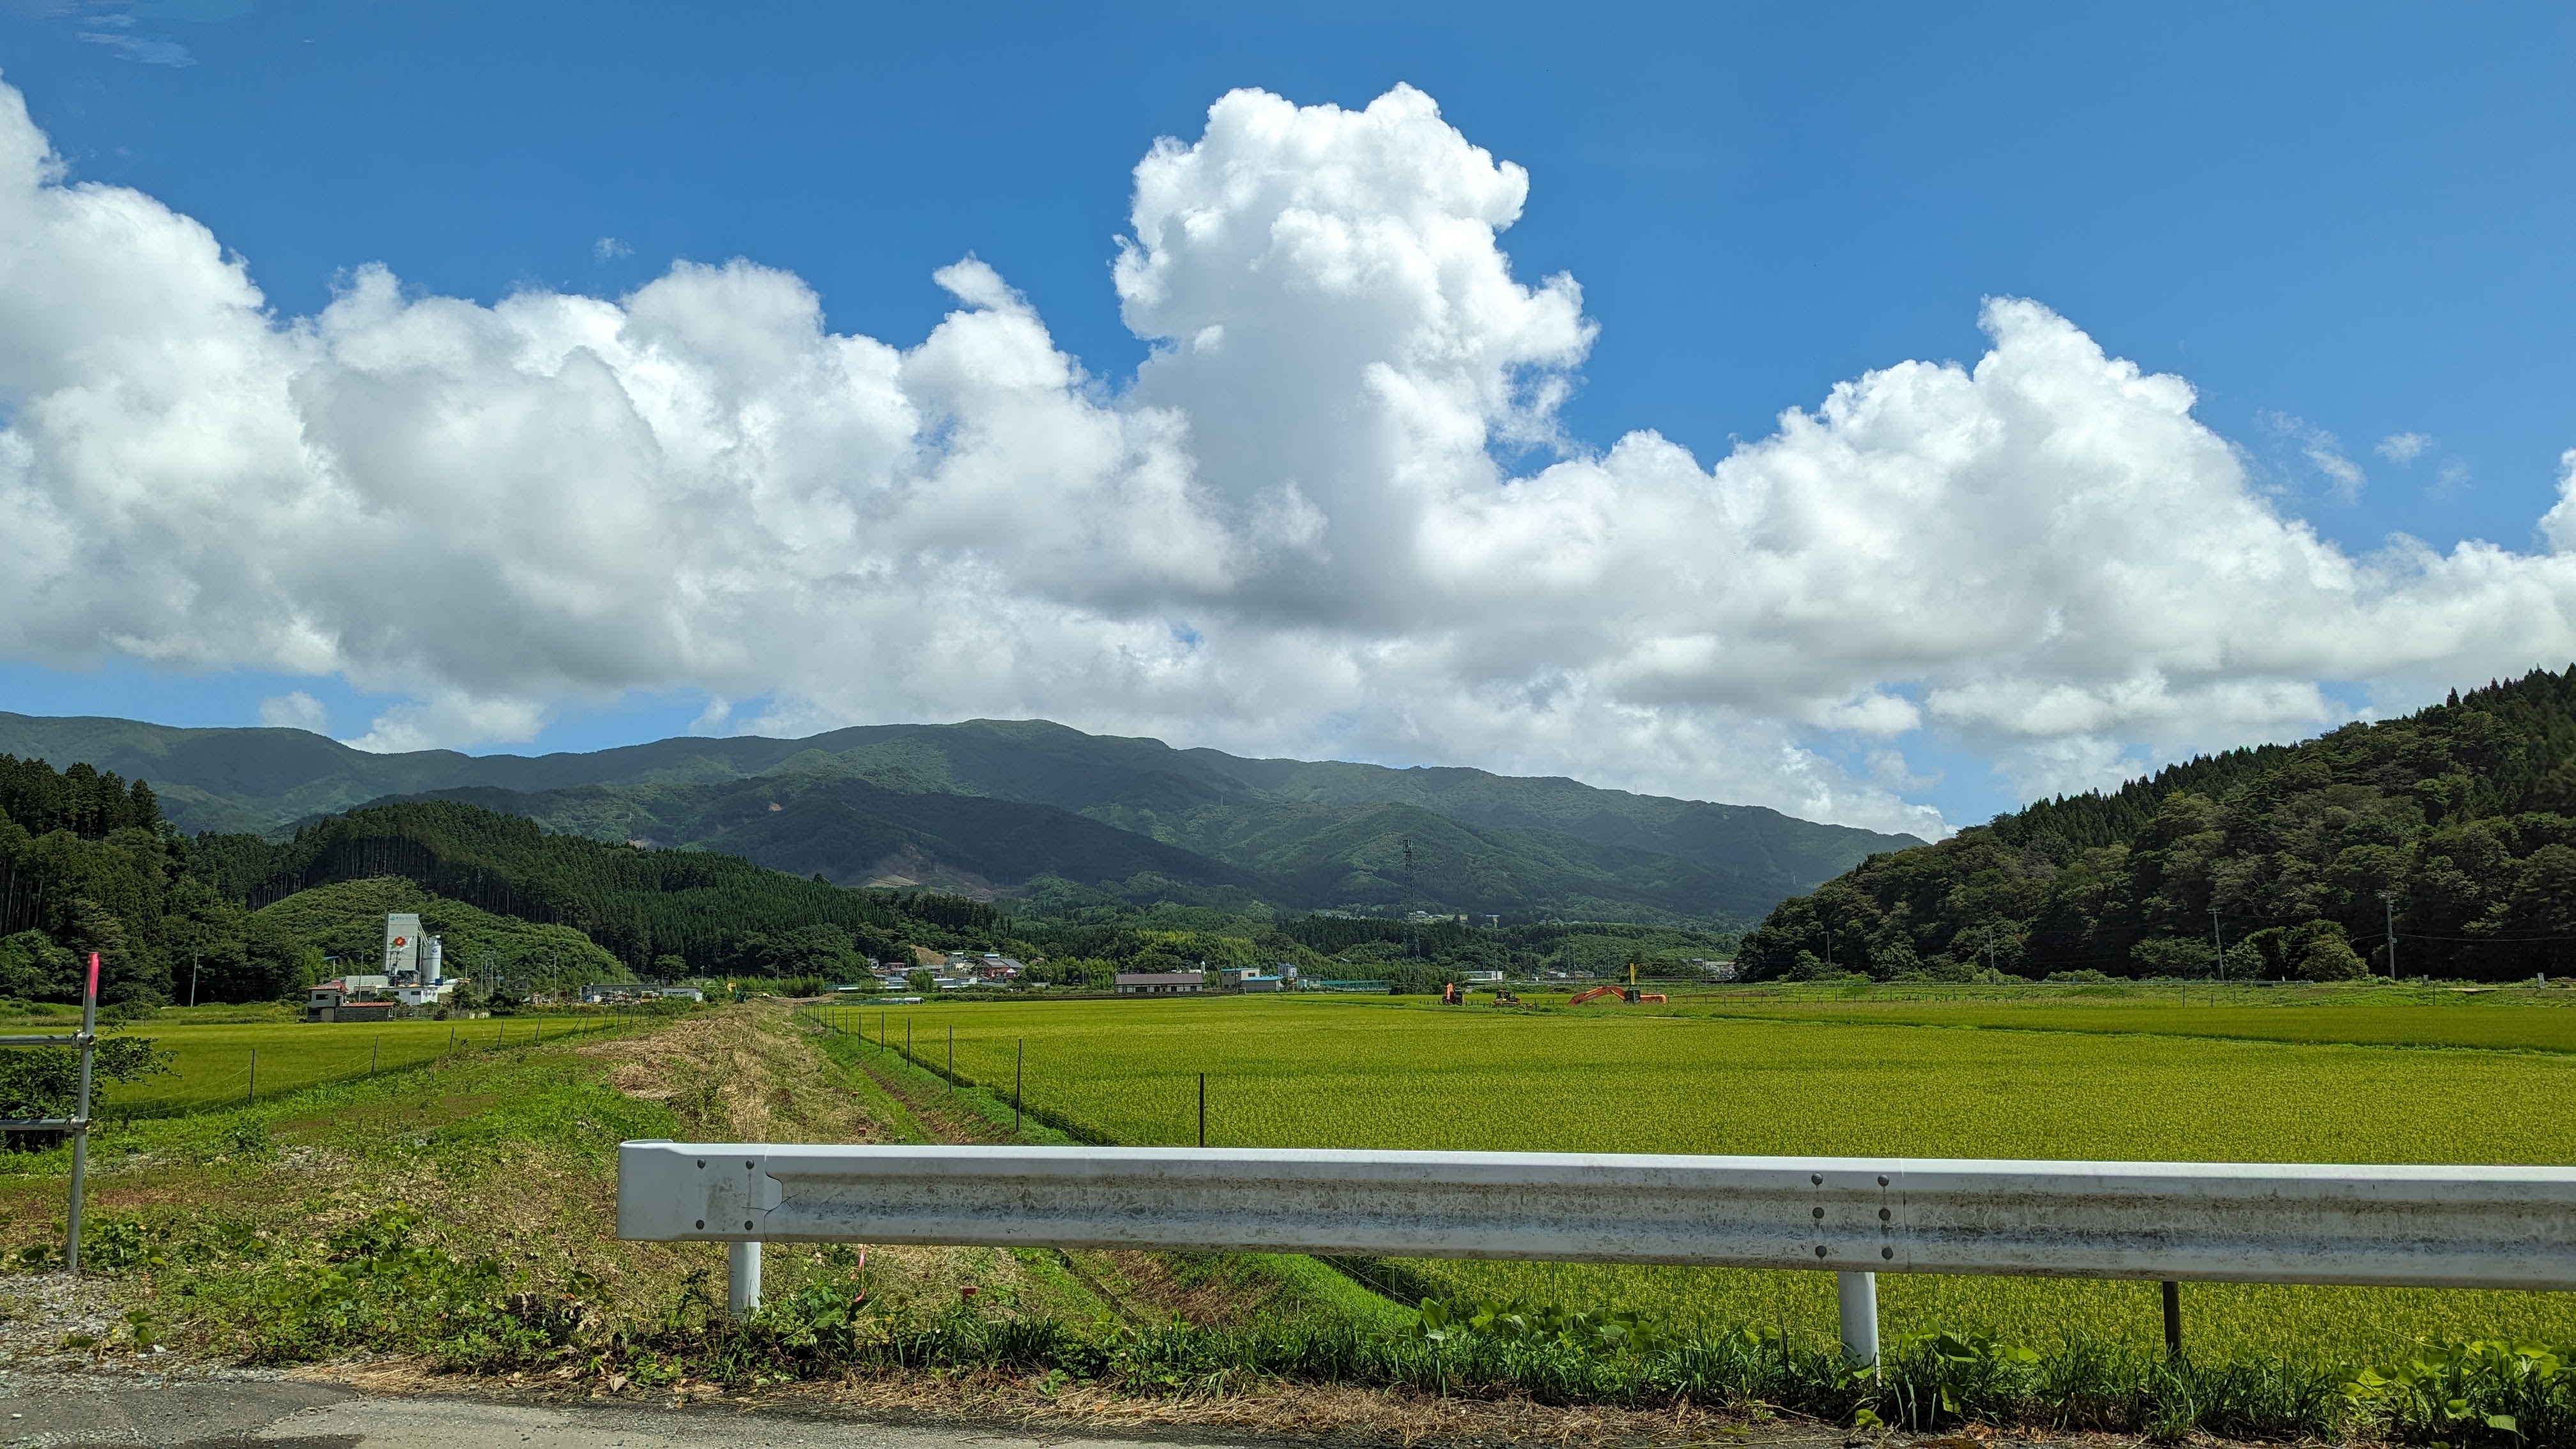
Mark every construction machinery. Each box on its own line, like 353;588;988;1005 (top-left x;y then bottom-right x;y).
1568;984;1667;1005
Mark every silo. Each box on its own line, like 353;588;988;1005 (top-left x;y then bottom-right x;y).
384;913;424;981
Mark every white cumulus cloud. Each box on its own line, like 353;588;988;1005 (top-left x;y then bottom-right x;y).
257;691;328;732
2;80;2574;837
2377;431;2433;464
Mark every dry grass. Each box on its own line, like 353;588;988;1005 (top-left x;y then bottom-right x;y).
581;1006;884;1143
302;1355;1867;1447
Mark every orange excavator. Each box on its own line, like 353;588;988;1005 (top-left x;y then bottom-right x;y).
1569;963;1666;1005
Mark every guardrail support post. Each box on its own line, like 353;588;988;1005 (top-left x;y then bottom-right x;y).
2161;1279;2182;1356
63;952;98;1275
727;1239;762;1318
1836;1269;1878;1365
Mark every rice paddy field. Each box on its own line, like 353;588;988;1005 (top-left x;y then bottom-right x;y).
804;989;2576;1367
82;1011;623;1118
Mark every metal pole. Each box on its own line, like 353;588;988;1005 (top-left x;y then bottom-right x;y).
2380;891;2400;979
2161;1279;2182;1356
2210;905;2224;993
726;1239;762;1318
247;1047;256;1105
1198;1072;1207;1147
905;1018;911;1066
371;1036;379;1076
947;1025;954;1089
64;952;98;1275
1015;1039;1023;1135
188;952;199;1009
1835;1270;1878;1365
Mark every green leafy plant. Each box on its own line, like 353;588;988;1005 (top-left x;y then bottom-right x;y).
2347;1340;2572;1446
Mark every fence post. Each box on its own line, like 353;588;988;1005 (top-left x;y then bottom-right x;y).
1836;1270;1878;1366
1015;1039;1023;1135
947;1025;954;1089
247;1047;256;1105
63;952;98;1275
1198;1072;1206;1147
727;1239;762;1319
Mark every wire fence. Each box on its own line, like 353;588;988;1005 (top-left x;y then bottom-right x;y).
105;1015;623;1120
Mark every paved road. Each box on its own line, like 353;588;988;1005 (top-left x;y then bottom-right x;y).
5;1374;1321;1449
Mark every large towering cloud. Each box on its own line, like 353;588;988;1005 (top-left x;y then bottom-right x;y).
2;81;2572;834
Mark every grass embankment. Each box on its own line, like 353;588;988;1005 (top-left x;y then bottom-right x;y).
806;993;2576;1373
0;1005;1397;1396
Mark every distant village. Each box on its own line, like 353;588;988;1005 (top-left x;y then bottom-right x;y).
302;912;1731;1022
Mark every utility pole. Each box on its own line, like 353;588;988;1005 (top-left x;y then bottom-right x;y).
188;951;199;1009
1401;837;1418;959
2210;905;2224;990
2379;891;2400;979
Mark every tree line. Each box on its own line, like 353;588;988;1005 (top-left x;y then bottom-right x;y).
1738;666;2576;983
1;756;312;1008
201;800;1011;975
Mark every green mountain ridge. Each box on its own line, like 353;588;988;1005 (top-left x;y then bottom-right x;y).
403;774;1802;923
0;714;1918;926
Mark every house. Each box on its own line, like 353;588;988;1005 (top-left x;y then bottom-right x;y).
1235;974;1284;993
1114;971;1204;995
303;983;401;1023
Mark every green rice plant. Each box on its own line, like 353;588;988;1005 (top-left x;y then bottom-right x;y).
802;995;2576;1368
101;1015;620;1117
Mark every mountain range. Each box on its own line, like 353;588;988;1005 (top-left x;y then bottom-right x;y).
0;713;1919;925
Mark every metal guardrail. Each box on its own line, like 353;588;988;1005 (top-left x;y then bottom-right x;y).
3;953;99;1273
617;1142;2576;1356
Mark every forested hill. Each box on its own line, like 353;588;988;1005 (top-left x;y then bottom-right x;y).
1739;667;2576;983
1;765;1027;1010
199;799;1009;974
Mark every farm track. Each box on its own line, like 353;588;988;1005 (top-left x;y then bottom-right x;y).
844;1044;1013;1145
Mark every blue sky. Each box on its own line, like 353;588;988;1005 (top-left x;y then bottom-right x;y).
2;2;2572;832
